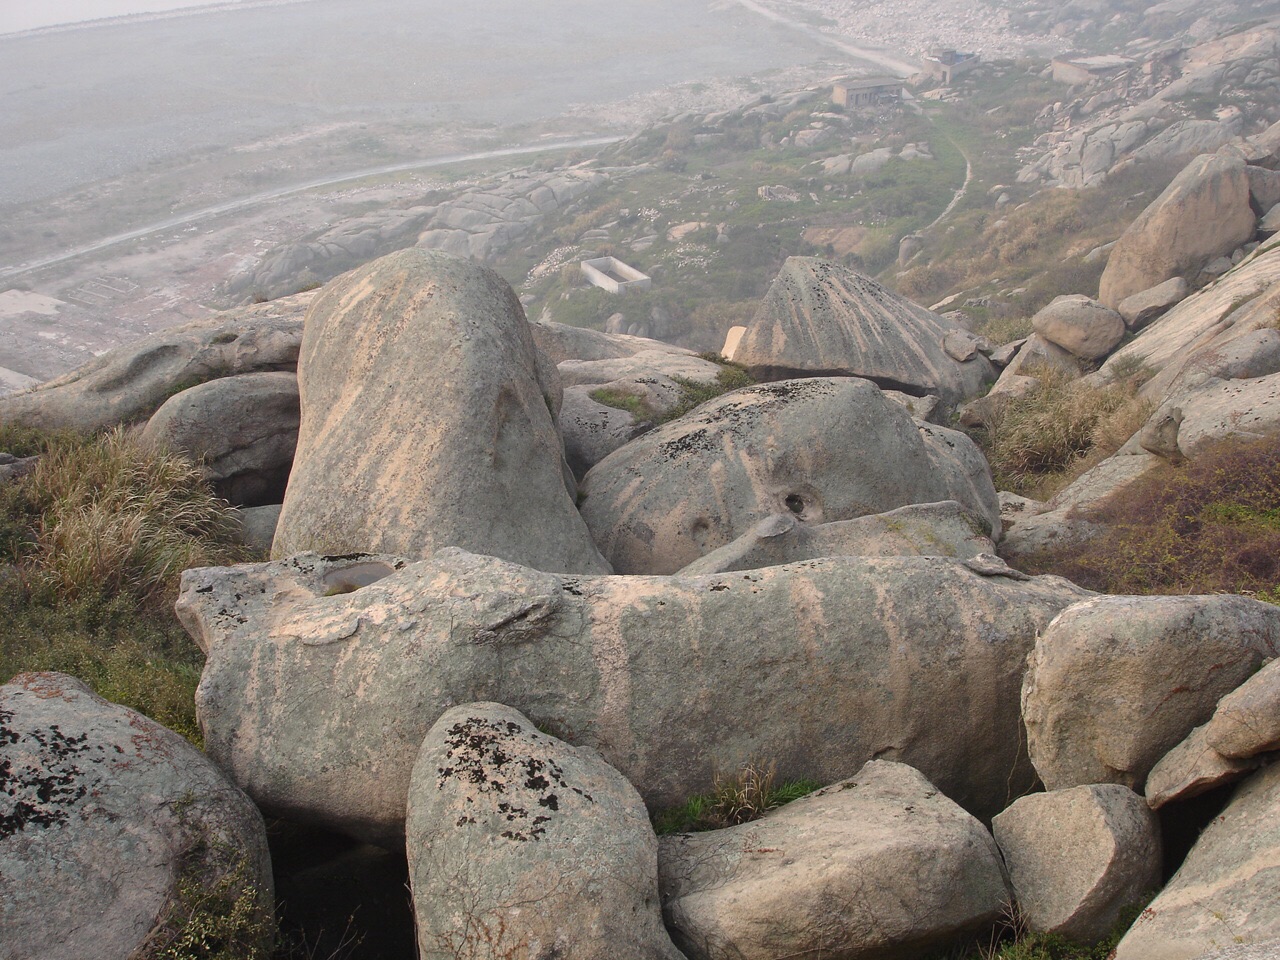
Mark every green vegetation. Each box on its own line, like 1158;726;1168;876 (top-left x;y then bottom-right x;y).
589;354;754;425
652;760;820;835
1020;435;1280;599
971;367;1152;498
0;425;249;742
144;838;274;960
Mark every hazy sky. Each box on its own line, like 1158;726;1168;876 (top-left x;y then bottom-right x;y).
0;0;309;35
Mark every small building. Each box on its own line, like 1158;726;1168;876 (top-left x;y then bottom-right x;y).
832;76;904;110
1051;54;1134;86
580;257;651;294
922;48;980;85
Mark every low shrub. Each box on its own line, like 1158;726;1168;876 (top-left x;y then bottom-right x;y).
1;426;249;743
975;368;1149;498
652;760;820;835
1019;435;1280;599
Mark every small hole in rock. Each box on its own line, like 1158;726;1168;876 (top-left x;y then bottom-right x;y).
785;495;805;515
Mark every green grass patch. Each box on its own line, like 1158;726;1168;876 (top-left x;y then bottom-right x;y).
1;426;251;743
653;760;821;835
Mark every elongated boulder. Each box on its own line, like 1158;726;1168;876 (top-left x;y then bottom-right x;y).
992;785;1161;944
408;703;683;960
0;294;309;434
580;378;1000;575
658;762;1009;960
676;501;994;575
142;371;299;506
0;673;273;960
177;548;1090;844
731;258;993;409
1022;595;1280;792
1099;153;1256;309
1115;763;1280;960
1207;658;1280;759
271;249;608;574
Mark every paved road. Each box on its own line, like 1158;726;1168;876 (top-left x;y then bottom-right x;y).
729;0;920;77
0;135;623;282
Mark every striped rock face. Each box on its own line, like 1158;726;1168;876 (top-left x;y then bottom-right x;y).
177;548;1089;845
732;257;994;410
579;377;1000;575
271;248;609;575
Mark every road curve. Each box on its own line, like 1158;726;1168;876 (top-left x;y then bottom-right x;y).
0;136;623;283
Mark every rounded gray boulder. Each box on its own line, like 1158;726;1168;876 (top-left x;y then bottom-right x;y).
271;248;609;574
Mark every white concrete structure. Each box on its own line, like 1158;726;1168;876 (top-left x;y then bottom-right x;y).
581;257;651;294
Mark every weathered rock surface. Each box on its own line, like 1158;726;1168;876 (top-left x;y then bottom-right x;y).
231;503;282;553
556;351;722;389
998;333;1084;382
1099;153;1257;309
676;501;994;575
659;762;1009;960
529;320;694;367
1169;371;1280;456
1102;242;1280;399
1207;658;1280;759
731;258;993;410
1032;295;1126;360
992;785;1161;943
142;371;299;507
1118;277;1190;331
1022;594;1280;792
580;378;1000;575
559;386;648;480
271;249;609;574
222;169;605;303
1144;724;1262;809
407;703;681;960
176;548;1089;843
0;294;309;434
1114;762;1280;959
0;673;273;960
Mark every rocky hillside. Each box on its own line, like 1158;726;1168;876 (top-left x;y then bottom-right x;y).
5;15;1280;960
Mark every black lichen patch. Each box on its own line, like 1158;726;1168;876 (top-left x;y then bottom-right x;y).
0;711;97;840
436;716;593;842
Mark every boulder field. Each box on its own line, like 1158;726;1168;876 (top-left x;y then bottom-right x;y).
8;240;1280;957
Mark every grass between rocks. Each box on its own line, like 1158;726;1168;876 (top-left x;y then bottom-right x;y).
0;424;250;744
589;353;754;425
651;760;820;835
1018;434;1280;600
969;366;1153;500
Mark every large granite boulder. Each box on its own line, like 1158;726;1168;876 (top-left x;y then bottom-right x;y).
407;703;682;960
992;785;1161;944
658;762;1009;960
271;249;608;574
1031;295;1126;361
1118;278;1190;332
1022;595;1280;792
675;500;995;575
528;320;695;366
559;386;649;480
579;378;1000;575
176;548;1089;844
141;371;299;507
0;295;309;434
0;673;273;960
730;258;993;410
1207;657;1280;759
1114;763;1280;959
1099;153;1257;309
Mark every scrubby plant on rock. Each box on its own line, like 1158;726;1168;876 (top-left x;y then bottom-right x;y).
1017;434;1280;597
